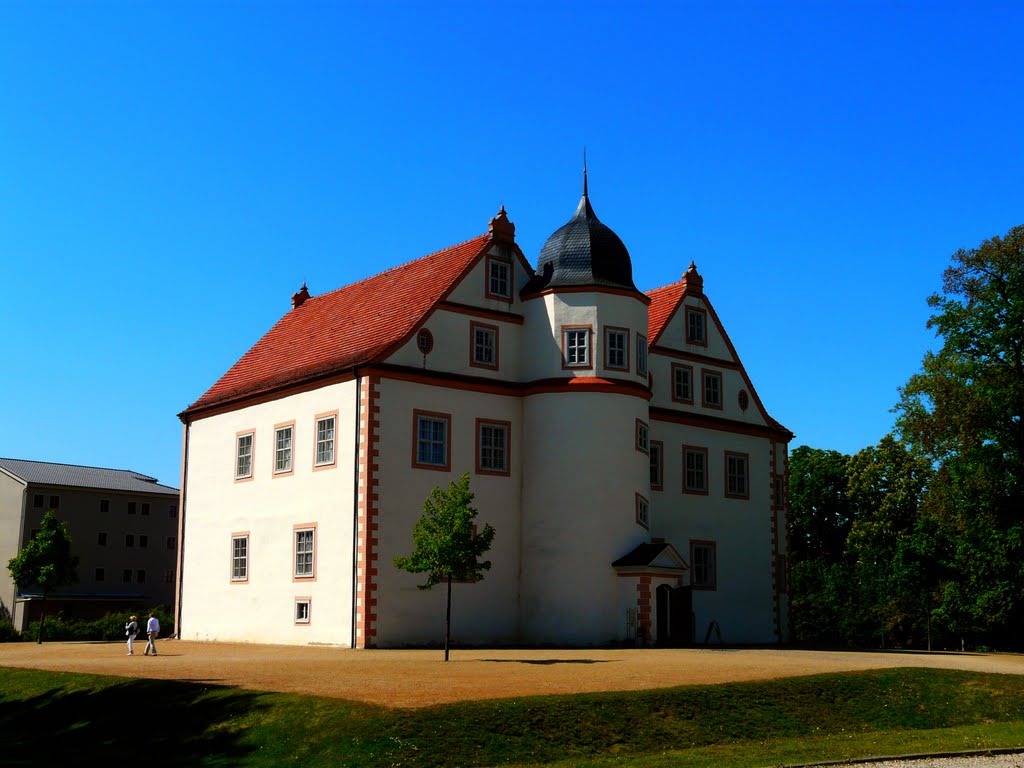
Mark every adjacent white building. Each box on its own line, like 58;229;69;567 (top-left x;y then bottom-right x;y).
176;179;793;648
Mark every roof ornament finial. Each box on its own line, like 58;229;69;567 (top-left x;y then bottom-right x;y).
291;281;311;309
583;146;588;199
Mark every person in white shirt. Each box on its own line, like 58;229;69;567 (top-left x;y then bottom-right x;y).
144;612;160;656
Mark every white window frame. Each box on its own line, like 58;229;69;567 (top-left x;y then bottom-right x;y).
636;493;650;529
274;424;294;475
563;327;591;368
687;308;707;345
231;534;249;582
691;541;717;589
725;452;750;499
315;414;337;467
294;526;316;579
672;364;694;403
471;322;498;369
636;419;649;454
477;419;510;475
604;327;628;370
236;432;254;480
683;446;709;494
295;598;312;625
487;258;511;299
702;370;722;408
414;411;450;470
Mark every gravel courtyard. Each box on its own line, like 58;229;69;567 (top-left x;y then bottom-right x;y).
1;640;1022;708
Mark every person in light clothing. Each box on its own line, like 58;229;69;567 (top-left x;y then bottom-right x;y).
125;615;138;655
144;613;160;656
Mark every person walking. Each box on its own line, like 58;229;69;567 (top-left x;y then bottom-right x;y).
144;612;160;656
125;615;138;655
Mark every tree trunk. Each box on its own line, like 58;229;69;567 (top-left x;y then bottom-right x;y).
444;573;452;662
37;595;46;644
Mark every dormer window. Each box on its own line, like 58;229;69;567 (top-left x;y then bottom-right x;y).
686;308;707;346
486;256;512;301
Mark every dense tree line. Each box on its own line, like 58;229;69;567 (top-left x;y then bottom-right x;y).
789;225;1023;651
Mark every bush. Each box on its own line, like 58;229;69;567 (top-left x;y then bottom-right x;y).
0;618;22;643
25;606;175;643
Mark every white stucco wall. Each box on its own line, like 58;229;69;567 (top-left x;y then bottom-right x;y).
180;379;358;646
649;420;777;643
520;390;651;644
370;377;523;647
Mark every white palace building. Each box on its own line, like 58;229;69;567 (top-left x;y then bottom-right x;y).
175;176;793;648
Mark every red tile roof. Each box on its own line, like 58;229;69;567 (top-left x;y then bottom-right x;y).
183;234;493;415
646;279;688;346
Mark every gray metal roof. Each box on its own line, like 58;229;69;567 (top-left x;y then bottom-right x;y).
525;177;638;294
0;458;179;496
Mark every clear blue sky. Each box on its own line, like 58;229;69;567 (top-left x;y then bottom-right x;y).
2;1;1022;490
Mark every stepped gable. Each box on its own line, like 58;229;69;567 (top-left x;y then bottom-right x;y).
183;233;492;415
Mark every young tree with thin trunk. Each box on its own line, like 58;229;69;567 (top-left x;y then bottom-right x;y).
394;473;495;661
7;510;79;643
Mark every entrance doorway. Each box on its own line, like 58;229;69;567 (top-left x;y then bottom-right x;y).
655;584;692;646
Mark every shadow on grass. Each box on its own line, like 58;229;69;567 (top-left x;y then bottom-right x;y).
0;677;266;766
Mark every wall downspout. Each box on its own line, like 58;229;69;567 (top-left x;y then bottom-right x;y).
174;422;190;639
351;371;362;649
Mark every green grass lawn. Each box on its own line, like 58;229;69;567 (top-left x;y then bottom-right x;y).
1;665;1022;767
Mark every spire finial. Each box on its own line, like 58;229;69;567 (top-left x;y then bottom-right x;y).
583;147;588;198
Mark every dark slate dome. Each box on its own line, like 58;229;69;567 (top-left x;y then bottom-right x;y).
527;174;638;294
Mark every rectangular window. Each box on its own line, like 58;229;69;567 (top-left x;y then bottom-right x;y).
314;413;337;467
231;534;249;582
95;567;105;582
635;419;649;454
604;327;629;370
136;569;146;583
636;493;650;529
650;441;663;491
690;541;717;589
164;570;175;584
672;364;694;404
125;534;135;548
128;502;136;515
702;370;722;409
470;322;499;369
683;446;709;494
168;504;178;518
477;419;510;476
236;431;254;480
141;502;150;516
295;598;312;625
100;499;110;514
294;526;316;579
139;535;148;549
32;494;43;508
774;474;786;509
563;326;591;368
687;308;707;345
725;452;749;499
413;410;451;470
97;531;107;546
274;423;294;475
487;257;512;300
122;568;132;583
49;495;60;510
167;536;176;550
636;333;648;376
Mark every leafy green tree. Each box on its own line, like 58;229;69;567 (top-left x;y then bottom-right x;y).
788;446;851;564
7;510;79;644
394;473;495;661
896;223;1024;648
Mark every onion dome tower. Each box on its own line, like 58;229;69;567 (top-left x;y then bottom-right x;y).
519;166;653;645
523;168;639;294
